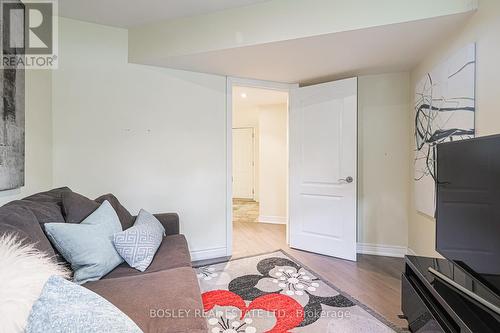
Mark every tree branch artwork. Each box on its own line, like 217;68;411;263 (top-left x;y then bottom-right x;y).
414;44;475;217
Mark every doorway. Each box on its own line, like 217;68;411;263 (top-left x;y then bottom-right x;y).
226;77;358;261
230;83;290;255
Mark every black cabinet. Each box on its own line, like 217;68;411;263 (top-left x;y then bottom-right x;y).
402;274;447;332
401;256;500;333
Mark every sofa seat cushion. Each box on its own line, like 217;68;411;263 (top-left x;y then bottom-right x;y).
84;267;207;333
103;234;191;279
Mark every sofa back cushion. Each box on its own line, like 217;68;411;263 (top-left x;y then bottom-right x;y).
5;200;66;225
62;192;134;230
0;187;72;259
0;188;135;262
62;192;100;224
23;187;72;205
0;202;56;257
95;194;134;230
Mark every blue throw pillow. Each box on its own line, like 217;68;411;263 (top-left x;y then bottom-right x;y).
113;209;165;272
44;200;124;284
26;276;142;333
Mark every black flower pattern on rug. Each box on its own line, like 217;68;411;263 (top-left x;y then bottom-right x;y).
228;257;355;327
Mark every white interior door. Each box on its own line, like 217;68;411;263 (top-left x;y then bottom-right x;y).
233;128;254;199
289;77;357;261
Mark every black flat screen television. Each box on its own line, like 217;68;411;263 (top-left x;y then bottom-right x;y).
436;134;500;286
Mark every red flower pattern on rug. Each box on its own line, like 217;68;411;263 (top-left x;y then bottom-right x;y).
197;252;397;332
202;290;304;333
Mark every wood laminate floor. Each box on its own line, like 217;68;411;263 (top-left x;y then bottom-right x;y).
232;221;408;329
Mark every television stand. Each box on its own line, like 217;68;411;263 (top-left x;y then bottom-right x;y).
401;255;500;332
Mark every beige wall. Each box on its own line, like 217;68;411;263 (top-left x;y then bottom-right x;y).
52;18;227;260
14;3;498;260
358;73;411;250
409;0;500;256
0;70;53;206
258;104;288;224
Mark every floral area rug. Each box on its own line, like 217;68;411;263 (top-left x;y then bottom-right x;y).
196;251;402;333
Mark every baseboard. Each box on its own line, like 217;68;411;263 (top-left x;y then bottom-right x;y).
193;244;414;260
190;247;227;261
407;248;417;256
258;215;287;224
356;242;410;258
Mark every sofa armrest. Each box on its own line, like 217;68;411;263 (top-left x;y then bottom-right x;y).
153;213;179;236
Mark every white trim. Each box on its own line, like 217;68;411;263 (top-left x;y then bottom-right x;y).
356;243;410;258
226;76;298;258
228;76;295;91
190;247;228;261
226;77;233;257
258;215;288;224
407;247;417;256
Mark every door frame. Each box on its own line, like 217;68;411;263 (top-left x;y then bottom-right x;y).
232;126;256;200
226;77;298;256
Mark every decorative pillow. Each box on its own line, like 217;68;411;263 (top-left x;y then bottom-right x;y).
26;276;142;333
44;201;124;284
0;233;69;333
113;209;165;272
134;209;166;235
62;191;99;224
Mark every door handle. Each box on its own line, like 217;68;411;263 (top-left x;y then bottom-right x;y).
338;176;353;183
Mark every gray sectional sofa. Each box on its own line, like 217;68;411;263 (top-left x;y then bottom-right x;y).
0;187;207;332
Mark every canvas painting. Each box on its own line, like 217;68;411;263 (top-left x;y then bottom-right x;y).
0;1;25;191
0;68;25;190
414;43;475;217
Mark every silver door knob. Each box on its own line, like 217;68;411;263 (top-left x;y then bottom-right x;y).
339;176;353;183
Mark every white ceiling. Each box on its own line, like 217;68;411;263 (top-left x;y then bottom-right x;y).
58;1;474;85
144;12;472;84
58;0;269;28
233;86;288;109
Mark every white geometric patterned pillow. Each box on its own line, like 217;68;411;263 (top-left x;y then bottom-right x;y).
112;210;165;272
133;209;166;236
